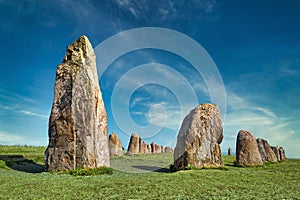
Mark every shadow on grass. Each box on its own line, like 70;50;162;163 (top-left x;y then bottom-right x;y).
0;155;45;173
132;165;170;173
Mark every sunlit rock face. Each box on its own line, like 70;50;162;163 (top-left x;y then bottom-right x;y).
109;133;123;157
127;133;140;154
174;103;224;171
151;142;161;154
45;35;109;171
236;130;263;166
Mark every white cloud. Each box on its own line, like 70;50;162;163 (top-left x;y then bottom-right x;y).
0;88;35;103
19;110;48;119
0;131;24;145
0;130;47;146
0;89;48;120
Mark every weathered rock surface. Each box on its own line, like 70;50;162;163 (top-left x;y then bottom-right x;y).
140;141;148;154
109;133;123;157
228;147;233;156
151;142;161;154
164;146;174;153
272;146;280;161
127;133;140;154
279;147;287;160
45;35;109;171
174;103;223;170
257;138;277;162
272;146;287;161
236;130;263;166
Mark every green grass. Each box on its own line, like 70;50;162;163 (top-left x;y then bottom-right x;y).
53;167;113;176
1;146;300;199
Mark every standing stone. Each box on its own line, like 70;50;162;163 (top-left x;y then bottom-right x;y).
174;104;223;170
272;146;281;161
160;145;164;153
45;35;109;171
127;133;140;154
228;147;233;156
256;138;277;162
279;146;287;160
165;146;174;153
236;130;263;166
151;142;161;154
140;141;148;154
109;133;123;157
147;144;152;154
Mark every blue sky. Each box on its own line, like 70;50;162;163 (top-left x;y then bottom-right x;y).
0;0;299;158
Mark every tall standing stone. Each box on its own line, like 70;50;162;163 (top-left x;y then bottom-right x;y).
174;104;223;170
228;147;233;156
236;130;263;166
45;35;110;171
109;133;123;157
127;133;140;154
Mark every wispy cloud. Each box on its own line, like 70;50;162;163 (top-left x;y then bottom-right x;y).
223;90;298;157
19;110;48;119
0;89;48;120
0;88;35;103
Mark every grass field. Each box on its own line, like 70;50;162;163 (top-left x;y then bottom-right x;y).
0;146;300;199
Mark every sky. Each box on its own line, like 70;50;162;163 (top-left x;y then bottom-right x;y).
0;0;299;158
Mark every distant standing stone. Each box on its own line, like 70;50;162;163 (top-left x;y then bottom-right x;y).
174;103;224;170
147;144;152;154
272;146;281;161
160;145;164;153
164;146;174;153
256;138;277;162
236;130;263;166
45;35;110;171
127;133;140;154
228;147;233;156
151;142;161;154
279;147;287;160
272;146;287;161
140;141;148;154
109;133;123;157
